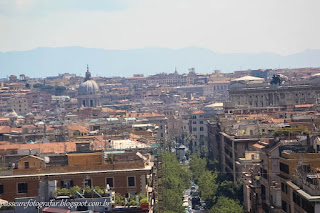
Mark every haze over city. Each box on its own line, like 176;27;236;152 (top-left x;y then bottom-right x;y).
1;0;320;54
1;1;320;213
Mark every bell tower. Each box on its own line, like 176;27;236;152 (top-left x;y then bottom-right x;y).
84;64;91;81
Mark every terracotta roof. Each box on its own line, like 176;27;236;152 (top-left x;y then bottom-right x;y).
10;128;22;133
189;101;199;104
67;125;88;133
21;125;35;129
271;119;285;123
0;140;105;154
0;118;10;123
70;98;77;103
125;112;165;118
101;107;115;113
253;143;265;149
192;110;204;115
295;104;314;108
0;141;10;145
0;126;11;134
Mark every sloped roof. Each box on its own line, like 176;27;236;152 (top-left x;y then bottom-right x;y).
192;110;204;115
231;76;264;81
0;126;11;134
67;125;88;133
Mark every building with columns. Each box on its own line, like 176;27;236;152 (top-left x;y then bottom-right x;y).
229;75;320;109
77;65;101;108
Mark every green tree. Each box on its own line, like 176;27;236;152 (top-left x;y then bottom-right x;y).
189;153;206;183
55;86;66;95
159;151;190;213
199;137;208;158
198;170;218;208
209;196;243;213
163;189;185;213
33;83;44;89
206;159;221;172
217;180;243;203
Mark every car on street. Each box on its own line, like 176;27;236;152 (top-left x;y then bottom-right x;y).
193;204;200;210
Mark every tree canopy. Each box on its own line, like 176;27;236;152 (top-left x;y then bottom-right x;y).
209;196;243;213
189;153;207;184
159;151;190;213
198;170;218;207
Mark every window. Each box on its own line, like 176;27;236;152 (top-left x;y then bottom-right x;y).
90;100;93;107
282;200;287;212
200;121;203;124
260;168;268;180
245;143;249;150
106;178;114;188
193;128;197;132
301;196;314;212
250;130;253;136
128;176;135;187
200;127;204;131
0;184;3;194
192;121;197;124
261;185;266;200
84;178;92;187
280;162;289;174
18;183;28;194
61;180;73;189
24;162;29;169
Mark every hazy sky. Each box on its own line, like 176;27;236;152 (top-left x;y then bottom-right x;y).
1;0;320;55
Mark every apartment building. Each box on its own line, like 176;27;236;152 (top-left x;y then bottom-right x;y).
0;151;153;202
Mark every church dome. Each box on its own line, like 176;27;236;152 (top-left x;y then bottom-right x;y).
78;80;99;95
77;65;101;108
78;65;100;95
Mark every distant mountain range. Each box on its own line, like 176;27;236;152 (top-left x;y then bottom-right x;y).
1;47;320;78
